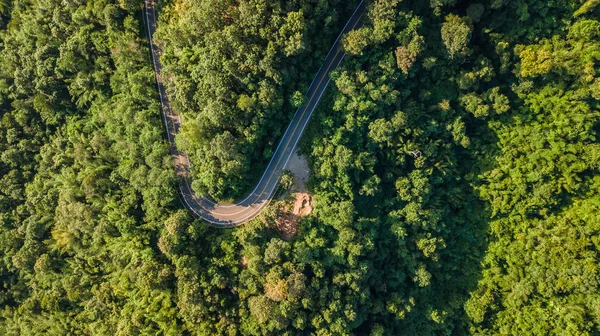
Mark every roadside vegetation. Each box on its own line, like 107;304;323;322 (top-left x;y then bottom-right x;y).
155;0;360;201
0;0;599;335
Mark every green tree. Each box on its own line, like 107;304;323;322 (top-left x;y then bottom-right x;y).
441;14;472;59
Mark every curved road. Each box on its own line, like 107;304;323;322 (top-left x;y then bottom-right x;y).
143;0;365;227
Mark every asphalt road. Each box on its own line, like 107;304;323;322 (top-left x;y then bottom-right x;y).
143;0;365;227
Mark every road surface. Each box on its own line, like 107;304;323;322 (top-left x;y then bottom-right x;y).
143;0;365;227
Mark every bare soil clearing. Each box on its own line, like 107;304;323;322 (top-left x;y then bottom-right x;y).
274;193;313;240
274;152;313;239
285;152;310;192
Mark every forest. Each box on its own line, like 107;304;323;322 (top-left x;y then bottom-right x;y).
0;0;599;335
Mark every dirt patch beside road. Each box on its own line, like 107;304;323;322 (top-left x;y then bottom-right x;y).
274;193;313;240
292;193;313;216
285;152;310;192
273;152;313;239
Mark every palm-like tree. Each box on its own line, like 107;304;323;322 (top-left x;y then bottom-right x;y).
0;0;10;15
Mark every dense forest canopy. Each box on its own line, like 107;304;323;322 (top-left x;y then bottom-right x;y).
155;0;360;201
0;0;598;335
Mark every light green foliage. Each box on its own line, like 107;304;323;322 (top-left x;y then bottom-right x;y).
279;11;307;56
343;27;372;54
343;0;404;55
429;0;457;16
156;0;358;200
290;90;305;108
574;0;600;16
1;0;600;335
395;13;424;75
0;0;10;15
518;43;553;77
279;169;295;190
0;0;183;334
441;14;472;59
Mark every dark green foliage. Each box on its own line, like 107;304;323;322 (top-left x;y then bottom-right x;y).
0;0;182;333
156;0;359;201
1;0;599;335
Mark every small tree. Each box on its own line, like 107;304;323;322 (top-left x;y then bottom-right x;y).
441;14;472;59
290;91;305;108
343;27;372;55
279;170;295;191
